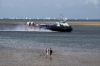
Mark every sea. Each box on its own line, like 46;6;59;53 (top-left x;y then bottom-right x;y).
0;19;100;55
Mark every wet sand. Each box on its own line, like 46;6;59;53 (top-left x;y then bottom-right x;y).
68;22;100;26
0;22;100;26
0;47;100;66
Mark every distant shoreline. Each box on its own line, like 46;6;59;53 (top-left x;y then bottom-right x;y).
68;22;100;26
0;22;100;26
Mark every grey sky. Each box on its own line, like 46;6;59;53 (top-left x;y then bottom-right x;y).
0;0;100;19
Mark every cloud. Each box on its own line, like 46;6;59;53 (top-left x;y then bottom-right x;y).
0;0;53;9
86;0;100;5
0;0;89;9
0;0;23;9
55;4;62;9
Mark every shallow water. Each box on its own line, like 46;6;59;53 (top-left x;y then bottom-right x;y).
0;25;100;54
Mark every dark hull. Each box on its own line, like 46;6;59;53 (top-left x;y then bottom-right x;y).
48;28;72;32
46;25;73;32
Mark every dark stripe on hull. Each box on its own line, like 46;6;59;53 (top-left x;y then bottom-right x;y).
46;26;73;32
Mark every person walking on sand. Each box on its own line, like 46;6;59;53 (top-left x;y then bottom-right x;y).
49;48;53;58
46;48;49;56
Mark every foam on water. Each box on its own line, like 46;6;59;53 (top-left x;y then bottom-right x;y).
0;25;53;32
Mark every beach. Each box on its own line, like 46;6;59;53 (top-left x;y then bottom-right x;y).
0;22;100;26
0;46;100;66
0;19;100;66
68;22;100;26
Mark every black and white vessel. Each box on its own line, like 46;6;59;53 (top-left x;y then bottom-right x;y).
43;22;73;32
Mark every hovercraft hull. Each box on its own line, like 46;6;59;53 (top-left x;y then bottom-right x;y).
46;25;73;32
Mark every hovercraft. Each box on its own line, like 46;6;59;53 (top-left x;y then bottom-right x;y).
25;21;73;32
43;22;73;32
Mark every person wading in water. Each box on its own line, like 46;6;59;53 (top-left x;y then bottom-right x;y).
49;48;53;59
46;48;49;57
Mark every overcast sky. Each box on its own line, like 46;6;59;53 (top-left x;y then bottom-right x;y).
0;0;100;19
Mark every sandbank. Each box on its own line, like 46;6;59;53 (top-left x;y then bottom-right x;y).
0;22;100;26
0;47;100;66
